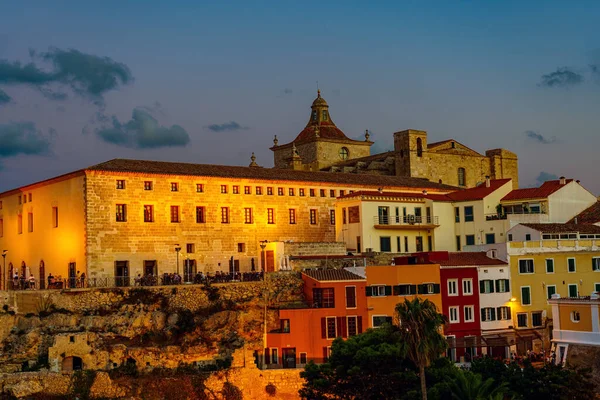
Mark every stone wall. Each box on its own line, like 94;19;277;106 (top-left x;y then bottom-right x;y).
284;242;346;257
566;344;600;392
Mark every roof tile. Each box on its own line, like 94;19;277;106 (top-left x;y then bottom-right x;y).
438;252;507;266
302;269;365;281
519;223;600;234
568;202;600;225
502;180;572;201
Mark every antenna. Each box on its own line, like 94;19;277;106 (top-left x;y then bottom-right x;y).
316;80;319;91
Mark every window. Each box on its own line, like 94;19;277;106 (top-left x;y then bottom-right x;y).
116;204;127;222
221;207;229;224
593;258;600;271
345;286;357;308
416;138;423;157
481;307;496;322
521;287;531;305
347;316;358;337
368;285;388;297
196;206;205;223
372;315;393;328
271;348;278;364
454;207;460;222
288;209;296;224
525;234;531;241
462;278;473;295
116;180;125;189
519;259;534;274
339;147;349;160
237;243;245;253
339;190;345;196
268;208;275;224
196;183;204;193
310;209;317;225
330;210;335;225
27;213;33;232
170;206;180;223
256;186;263;195
186;243;195;253
380;237;391;252
568;284;578;298
52;207;59;228
144;205;154;222
241;186;250;195
330;190;335;197
322;110;328;120
233;185;240;194
496;279;510;293
517;313;528;328
596;283;600;293
0;200;2;209
449;306;459;323
571;311;581;323
448;279;458;296
17;214;22;234
171;182;179;192
456;236;461;251
0;219;3;237
508;234;513;242
220;185;228;194
278;187;284;196
342;208;347;224
144;181;153;190
546;259;554;273
244;208;253;224
458;168;466;186
314;288;335;308
464;206;474;222
267;187;273;195
320;189;326;197
531;312;543;327
310;189;315;197
547;285;556;299
568;258;576;273
485;233;495;244
480;279;494;294
299;188;305;196
300;353;307;364
288;188;294;196
498;306;511;320
466;235;475;246
464;306;474;322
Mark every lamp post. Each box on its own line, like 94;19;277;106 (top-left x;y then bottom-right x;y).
175;245;181;276
259;240;269;368
1;250;7;291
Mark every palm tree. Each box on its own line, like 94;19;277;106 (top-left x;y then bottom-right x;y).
447;370;508;400
395;298;448;400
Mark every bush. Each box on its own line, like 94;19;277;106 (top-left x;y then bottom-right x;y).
221;382;243;400
69;370;96;400
265;383;277;396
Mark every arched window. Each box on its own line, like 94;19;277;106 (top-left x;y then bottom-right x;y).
416;138;423;157
339;147;349;160
458;168;466;187
312;111;317;121
322;110;328;121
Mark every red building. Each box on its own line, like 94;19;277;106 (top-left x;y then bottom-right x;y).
266;269;368;368
438;253;482;362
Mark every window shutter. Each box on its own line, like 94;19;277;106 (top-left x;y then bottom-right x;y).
393;285;400;296
507;307;511;319
410;285;417;295
323;347;328;363
337;317;343;338
481;309;487;322
489;280;494;293
495;280;499;293
357;316;363;334
384;286;392;296
480;281;485;294
505;279;510;292
321;318;327;339
265;348;271;365
341;317;348;338
490;308;496;321
496;307;502;320
366;286;373;297
433;284;441;294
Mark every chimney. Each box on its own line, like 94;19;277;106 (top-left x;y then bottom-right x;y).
574;217;578;225
485;176;490;188
576;180;581;184
559;176;566;185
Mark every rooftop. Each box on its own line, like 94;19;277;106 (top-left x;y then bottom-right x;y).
501;179;573;202
438;252;507;267
302;269;365;282
519;223;600;234
568;201;600;225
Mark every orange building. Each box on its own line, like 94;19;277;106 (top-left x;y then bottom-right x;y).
266;269;368;368
366;259;443;328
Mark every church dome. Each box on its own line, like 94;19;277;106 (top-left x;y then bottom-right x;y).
311;90;328;107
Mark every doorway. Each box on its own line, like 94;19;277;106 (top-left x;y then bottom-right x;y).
184;259;197;282
144;260;157;277
62;356;83;372
39;261;45;290
282;348;296;369
68;262;76;288
378;206;389;225
115;261;129;287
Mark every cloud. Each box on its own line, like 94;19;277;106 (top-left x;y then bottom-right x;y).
206;121;248;132
0;121;52;158
538;67;583;88
524;130;557;144
0;89;10;105
535;171;559;186
0;47;133;105
94;107;190;149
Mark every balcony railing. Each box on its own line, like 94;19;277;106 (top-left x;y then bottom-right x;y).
374;215;439;226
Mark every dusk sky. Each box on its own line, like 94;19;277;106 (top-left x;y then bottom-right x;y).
1;1;599;193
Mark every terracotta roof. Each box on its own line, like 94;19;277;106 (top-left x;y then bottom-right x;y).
293;120;352;142
502;180;572;201
568;202;600;224
520;223;600;234
445;179;512;202
438;252;507;266
86;159;457;190
302;269;365;281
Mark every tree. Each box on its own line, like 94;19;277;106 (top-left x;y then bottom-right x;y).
447;370;507;400
395;298;448;400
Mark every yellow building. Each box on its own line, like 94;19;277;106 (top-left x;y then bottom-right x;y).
507;223;600;352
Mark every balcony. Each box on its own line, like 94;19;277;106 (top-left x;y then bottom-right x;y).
373;215;439;230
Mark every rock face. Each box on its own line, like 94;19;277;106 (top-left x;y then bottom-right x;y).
0;274;306;399
566;344;600;392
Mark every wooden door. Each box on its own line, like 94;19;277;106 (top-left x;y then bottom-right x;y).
266;251;275;272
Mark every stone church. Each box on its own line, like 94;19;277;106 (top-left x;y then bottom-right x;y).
271;91;519;188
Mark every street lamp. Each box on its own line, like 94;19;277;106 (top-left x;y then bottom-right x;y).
1;250;7;291
175;245;181;275
259;240;269;369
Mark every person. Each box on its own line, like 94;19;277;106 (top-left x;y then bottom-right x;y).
135;274;141;286
28;274;36;289
47;273;53;289
80;272;86;288
76;270;81;288
12;273;19;290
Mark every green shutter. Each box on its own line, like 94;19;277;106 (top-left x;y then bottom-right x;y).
433;284;441;294
489;280;495;293
494;280;500;293
481;309;486;322
366;286;373;297
505;279;510;293
417;284;425;294
490;308;496;321
384;285;392;296
393;285;400;296
409;285;417;295
480;281;485;294
522;287;531;305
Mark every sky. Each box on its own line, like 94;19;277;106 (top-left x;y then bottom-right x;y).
1;1;600;193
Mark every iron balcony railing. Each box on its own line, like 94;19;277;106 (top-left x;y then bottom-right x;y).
374;215;439;226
